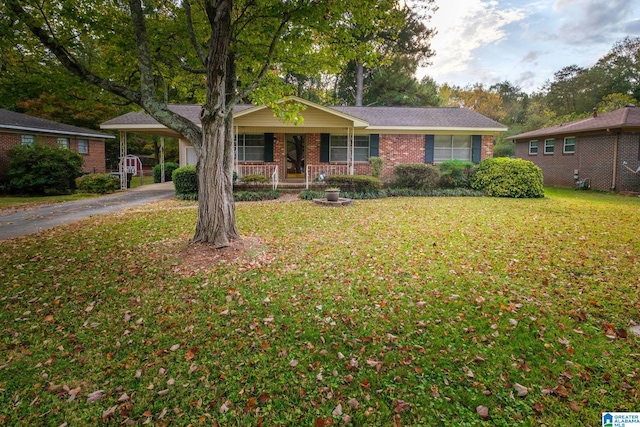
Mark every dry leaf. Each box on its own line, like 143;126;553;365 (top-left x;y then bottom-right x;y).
220;400;231;413
170;344;180;352
118;393;130;402
157;389;169;396
86;390;104;403
514;383;528;397
102;405;118;420
332;404;343;417
476;405;489;419
348;398;360;408
289;359;299;367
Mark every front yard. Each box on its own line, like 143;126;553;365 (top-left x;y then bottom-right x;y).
0;189;638;426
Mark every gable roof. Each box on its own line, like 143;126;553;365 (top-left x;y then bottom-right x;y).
101;97;507;135
508;105;640;140
0;108;115;139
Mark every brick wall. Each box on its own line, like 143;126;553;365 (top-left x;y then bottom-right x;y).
234;132;498;181
515;132;640;192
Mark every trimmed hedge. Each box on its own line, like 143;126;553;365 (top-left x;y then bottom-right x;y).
324;174;382;192
153;162;180;183
437;160;476;189
234;190;281;201
240;174;269;184
392;163;440;190
470;158;544;198
172;165;197;198
75;173;120;194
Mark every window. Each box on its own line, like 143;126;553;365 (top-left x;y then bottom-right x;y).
544;139;555;154
77;139;89;154
434;135;471;162
57;138;69;149
329;135;370;162
235;134;264;162
563;137;575;154
529;140;538;155
21;135;34;146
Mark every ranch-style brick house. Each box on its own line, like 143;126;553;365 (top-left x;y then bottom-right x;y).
101;97;506;186
0;108;113;182
509;105;640;192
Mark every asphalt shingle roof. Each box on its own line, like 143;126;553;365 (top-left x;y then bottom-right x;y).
0;108;114;139
508;106;640;140
331;106;506;128
102;103;507;130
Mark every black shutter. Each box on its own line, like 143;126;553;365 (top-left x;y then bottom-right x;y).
472;135;482;163
369;134;379;157
424;135;434;164
320;133;330;162
264;133;274;162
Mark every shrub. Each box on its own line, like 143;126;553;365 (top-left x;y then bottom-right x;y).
153;162;180;183
8;143;83;194
172;165;198;198
470;158;544;198
368;156;384;178
438;160;476;188
234;190;281;201
392;163;440;190
324;174;382;192
241;174;269;184
76;173;120;194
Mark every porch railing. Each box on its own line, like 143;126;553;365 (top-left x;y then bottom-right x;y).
235;164;279;190
305;164;350;189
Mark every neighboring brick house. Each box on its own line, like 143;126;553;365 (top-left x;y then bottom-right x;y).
102;97;506;184
509;105;640;192
0;109;114;182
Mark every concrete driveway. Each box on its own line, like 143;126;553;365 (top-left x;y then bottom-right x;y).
0;182;175;241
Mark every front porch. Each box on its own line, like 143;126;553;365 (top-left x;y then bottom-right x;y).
234;163;372;190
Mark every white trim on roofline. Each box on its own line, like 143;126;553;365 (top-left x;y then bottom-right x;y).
1;124;115;139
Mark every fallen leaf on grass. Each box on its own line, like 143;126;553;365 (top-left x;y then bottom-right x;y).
477;405;489;419
87;390;104;403
514;383;528;397
332;404;342;417
102;405;118;421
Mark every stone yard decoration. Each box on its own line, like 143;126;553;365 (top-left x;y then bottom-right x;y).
313;188;353;207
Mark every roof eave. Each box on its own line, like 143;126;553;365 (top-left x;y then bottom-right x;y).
367;126;507;132
1;124;115;139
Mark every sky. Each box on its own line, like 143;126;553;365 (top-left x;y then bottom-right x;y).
416;0;640;93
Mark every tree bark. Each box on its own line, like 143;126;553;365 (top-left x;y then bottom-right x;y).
355;61;365;107
193;0;237;248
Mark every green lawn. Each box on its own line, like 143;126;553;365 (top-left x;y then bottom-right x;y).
0;193;99;210
1;190;639;426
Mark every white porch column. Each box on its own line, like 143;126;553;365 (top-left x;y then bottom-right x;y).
119;131;127;190
160;137;165;183
349;127;355;175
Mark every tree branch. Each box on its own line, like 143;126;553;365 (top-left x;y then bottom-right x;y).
128;0;155;102
183;0;207;66
234;13;291;105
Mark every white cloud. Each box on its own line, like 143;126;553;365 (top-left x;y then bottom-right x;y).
423;0;527;79
552;0;636;44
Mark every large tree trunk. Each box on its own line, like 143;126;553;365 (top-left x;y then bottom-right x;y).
193;0;238;248
355;61;365;107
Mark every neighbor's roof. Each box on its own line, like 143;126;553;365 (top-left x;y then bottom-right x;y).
101;99;507;133
508;105;640;140
0;108;115;139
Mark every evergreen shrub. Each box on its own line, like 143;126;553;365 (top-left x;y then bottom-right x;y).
153;162;180;183
172;165;198;198
470;158;544;198
324;174;382;192
438;160;476;188
75;173;120;194
8;143;83;194
392;163;440;190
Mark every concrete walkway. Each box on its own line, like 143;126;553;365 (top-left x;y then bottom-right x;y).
0;182;175;241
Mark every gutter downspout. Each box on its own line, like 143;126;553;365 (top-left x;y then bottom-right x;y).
611;132;620;190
